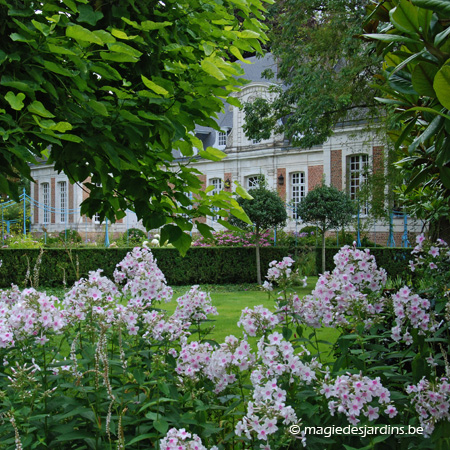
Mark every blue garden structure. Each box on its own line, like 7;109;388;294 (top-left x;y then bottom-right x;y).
1;189;135;247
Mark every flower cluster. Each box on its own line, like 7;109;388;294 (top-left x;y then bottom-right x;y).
237;305;279;336
391;286;437;344
113;246;173;306
63;269;121;323
173;286;218;323
205;335;255;393
192;230;274;247
176;341;214;378
321;373;397;426
235;334;318;446
407;377;450;437
160;428;218;450
254;332;318;384
142;310;190;343
0;287;66;347
263;256;306;291
290;245;386;329
333;245;387;293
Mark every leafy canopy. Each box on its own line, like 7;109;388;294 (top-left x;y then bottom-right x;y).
0;0;270;254
296;184;355;233
229;184;288;233
365;0;450;214
242;0;382;147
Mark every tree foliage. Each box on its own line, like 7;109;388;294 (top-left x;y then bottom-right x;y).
296;184;355;273
365;0;450;239
242;0;382;147
230;184;287;283
0;0;270;254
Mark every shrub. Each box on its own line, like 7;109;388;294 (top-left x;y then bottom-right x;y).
0;246;314;287
122;228;147;245
315;245;413;278
58;228;82;243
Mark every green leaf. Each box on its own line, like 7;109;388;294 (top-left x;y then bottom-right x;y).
230;46;250;63
108;42;142;58
435;26;450;46
111;29;137;40
47;44;77;55
440;167;450;189
434;66;450;110
196;222;215;240
412;62;438;97
90;63;122;81
140;20;172;31
198;146;226;162
153;419;169;435
87;100;109;116
141;76;169;96
411;0;450;15
100;52;138;63
363;33;422;44
235;183;253;200
43;60;75;77
50;122;73;132
77;4;104;26
28;101;55;118
66;24;104;45
390;0;420;35
201;59;226;80
5;91;25;110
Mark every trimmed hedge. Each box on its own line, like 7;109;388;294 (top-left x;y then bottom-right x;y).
0;247;309;288
315;246;413;278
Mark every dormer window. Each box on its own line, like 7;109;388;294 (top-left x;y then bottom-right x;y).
218;131;227;146
216;129;230;149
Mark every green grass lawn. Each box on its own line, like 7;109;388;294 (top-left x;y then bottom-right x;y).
167;278;339;361
8;278;339;361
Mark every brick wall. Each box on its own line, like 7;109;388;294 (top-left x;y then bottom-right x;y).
277;168;286;200
308;165;323;191
330;150;342;190
34;183;39;224
373;146;384;173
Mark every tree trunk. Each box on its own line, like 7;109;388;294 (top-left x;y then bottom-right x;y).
256;230;262;284
322;229;326;274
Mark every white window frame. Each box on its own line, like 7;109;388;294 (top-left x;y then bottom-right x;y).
209;178;223;222
247;175;261;190
291;172;306;220
58;181;67;223
218;131;227;147
348;154;369;215
42;183;50;224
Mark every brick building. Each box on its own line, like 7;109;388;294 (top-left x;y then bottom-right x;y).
30;54;423;244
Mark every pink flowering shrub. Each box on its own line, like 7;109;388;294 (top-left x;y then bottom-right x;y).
0;240;449;450
321;373;397;426
390;285;437;345
237;305;280;336
287;245;387;329
192;229;274;247
407;377;450;437
160;428;218;450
